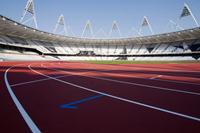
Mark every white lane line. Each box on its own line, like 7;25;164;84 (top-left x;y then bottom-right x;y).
11;75;67;87
113;64;200;73
153;77;200;86
29;64;200;122
99;71;200;86
42;64;200;96
99;70;200;86
4;65;41;133
150;75;163;79
62;62;200;73
11;67;93;87
101;71;200;86
55;63;200;86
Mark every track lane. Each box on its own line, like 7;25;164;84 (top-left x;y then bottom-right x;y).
56;62;200;85
30;63;200;122
2;61;200;133
7;63;197;132
43;63;200;95
4;63;41;133
39;63;200;119
0;62;31;133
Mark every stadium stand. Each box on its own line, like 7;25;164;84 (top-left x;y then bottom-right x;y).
0;15;200;61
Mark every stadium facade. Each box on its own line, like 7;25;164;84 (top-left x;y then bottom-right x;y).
0;15;200;61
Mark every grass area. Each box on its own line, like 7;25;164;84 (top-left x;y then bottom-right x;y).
83;60;200;64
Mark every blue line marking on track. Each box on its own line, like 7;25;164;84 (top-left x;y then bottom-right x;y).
60;94;104;109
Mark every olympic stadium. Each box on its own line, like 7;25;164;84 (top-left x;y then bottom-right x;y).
0;0;200;133
1;14;200;61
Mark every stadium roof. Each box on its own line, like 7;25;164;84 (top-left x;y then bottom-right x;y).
0;15;200;45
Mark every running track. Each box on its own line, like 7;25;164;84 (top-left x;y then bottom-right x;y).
0;61;200;133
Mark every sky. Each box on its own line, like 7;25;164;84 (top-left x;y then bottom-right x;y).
0;0;200;38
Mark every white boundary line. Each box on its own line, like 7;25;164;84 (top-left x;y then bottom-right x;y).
29;64;200;122
63;62;200;73
99;70;200;86
97;70;200;86
98;69;200;86
152;76;200;86
150;75;163;79
11;68;93;87
42;64;200;96
110;64;200;73
11;75;69;87
4;64;41;133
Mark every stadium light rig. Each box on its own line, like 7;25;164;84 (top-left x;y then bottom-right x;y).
20;0;38;29
81;20;94;38
139;16;154;35
53;14;68;36
109;21;122;38
180;3;199;27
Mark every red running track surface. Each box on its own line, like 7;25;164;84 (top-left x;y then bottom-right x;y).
0;61;200;133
